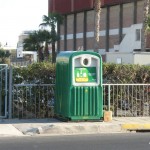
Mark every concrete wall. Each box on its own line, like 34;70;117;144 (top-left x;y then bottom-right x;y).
106;52;150;65
106;52;133;64
134;53;150;65
119;24;142;52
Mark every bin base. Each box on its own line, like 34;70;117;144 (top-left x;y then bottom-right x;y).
55;114;103;122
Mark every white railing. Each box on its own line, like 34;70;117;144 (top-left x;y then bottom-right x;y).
103;84;150;117
12;84;55;119
11;84;150;118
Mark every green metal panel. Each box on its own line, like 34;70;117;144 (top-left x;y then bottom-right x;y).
70;86;103;120
55;51;103;121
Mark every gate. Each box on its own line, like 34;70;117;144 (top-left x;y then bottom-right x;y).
0;64;8;118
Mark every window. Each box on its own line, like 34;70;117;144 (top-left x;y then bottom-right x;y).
136;29;141;41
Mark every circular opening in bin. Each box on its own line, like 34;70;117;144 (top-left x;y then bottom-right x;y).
83;58;89;66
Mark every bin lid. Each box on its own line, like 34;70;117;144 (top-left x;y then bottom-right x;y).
57;51;101;63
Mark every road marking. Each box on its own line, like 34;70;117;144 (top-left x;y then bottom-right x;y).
121;124;150;130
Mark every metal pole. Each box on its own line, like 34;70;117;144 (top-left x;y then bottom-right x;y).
0;66;2;116
4;65;8;118
108;85;110;111
8;66;12;119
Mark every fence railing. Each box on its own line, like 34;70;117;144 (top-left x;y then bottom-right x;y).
0;64;8;118
12;84;55;119
103;84;150;117
11;84;150;118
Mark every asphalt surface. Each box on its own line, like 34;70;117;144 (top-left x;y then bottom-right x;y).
0;133;150;150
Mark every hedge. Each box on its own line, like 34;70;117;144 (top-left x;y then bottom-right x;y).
103;63;150;84
13;62;56;84
12;62;150;84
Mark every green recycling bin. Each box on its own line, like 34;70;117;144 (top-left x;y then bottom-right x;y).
55;51;103;121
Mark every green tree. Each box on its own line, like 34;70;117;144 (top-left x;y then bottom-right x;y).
94;0;101;52
0;49;11;64
39;13;63;63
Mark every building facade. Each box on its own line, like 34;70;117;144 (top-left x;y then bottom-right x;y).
49;0;150;64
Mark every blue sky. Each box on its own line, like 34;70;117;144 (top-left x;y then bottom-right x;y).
0;0;48;47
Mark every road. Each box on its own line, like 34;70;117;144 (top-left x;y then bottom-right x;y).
0;133;150;150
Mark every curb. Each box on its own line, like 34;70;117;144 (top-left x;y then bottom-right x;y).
121;124;150;131
22;123;150;136
24;124;124;136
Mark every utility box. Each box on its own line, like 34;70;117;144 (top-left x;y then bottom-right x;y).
55;51;103;121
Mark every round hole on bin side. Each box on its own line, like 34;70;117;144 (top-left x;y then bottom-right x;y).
83;58;89;66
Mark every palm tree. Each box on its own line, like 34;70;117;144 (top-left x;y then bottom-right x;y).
39;13;63;63
37;30;52;61
146;15;150;32
23;30;52;61
94;0;101;52
141;0;150;51
23;31;39;51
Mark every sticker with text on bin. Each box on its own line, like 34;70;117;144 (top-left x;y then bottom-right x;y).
75;67;97;83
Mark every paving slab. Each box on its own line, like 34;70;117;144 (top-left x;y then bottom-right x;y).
0;124;23;136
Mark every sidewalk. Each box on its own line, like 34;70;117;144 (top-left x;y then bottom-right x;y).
0;117;150;137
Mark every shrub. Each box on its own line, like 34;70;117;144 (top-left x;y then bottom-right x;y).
103;63;150;83
13;62;56;84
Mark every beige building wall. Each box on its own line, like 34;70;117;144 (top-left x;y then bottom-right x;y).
76;12;84;33
86;10;94;50
58;0;146;55
99;36;105;49
86;37;94;50
59;40;64;51
60;23;64;35
123;3;134;27
137;1;144;24
67;39;73;51
67;14;74;34
109;5;120;29
60;24;65;51
87;10;94;32
76;12;84;49
76;38;83;50
100;8;106;31
109;5;120;49
109;35;119;49
67;14;74;50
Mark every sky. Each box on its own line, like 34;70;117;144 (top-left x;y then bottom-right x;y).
0;0;48;48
